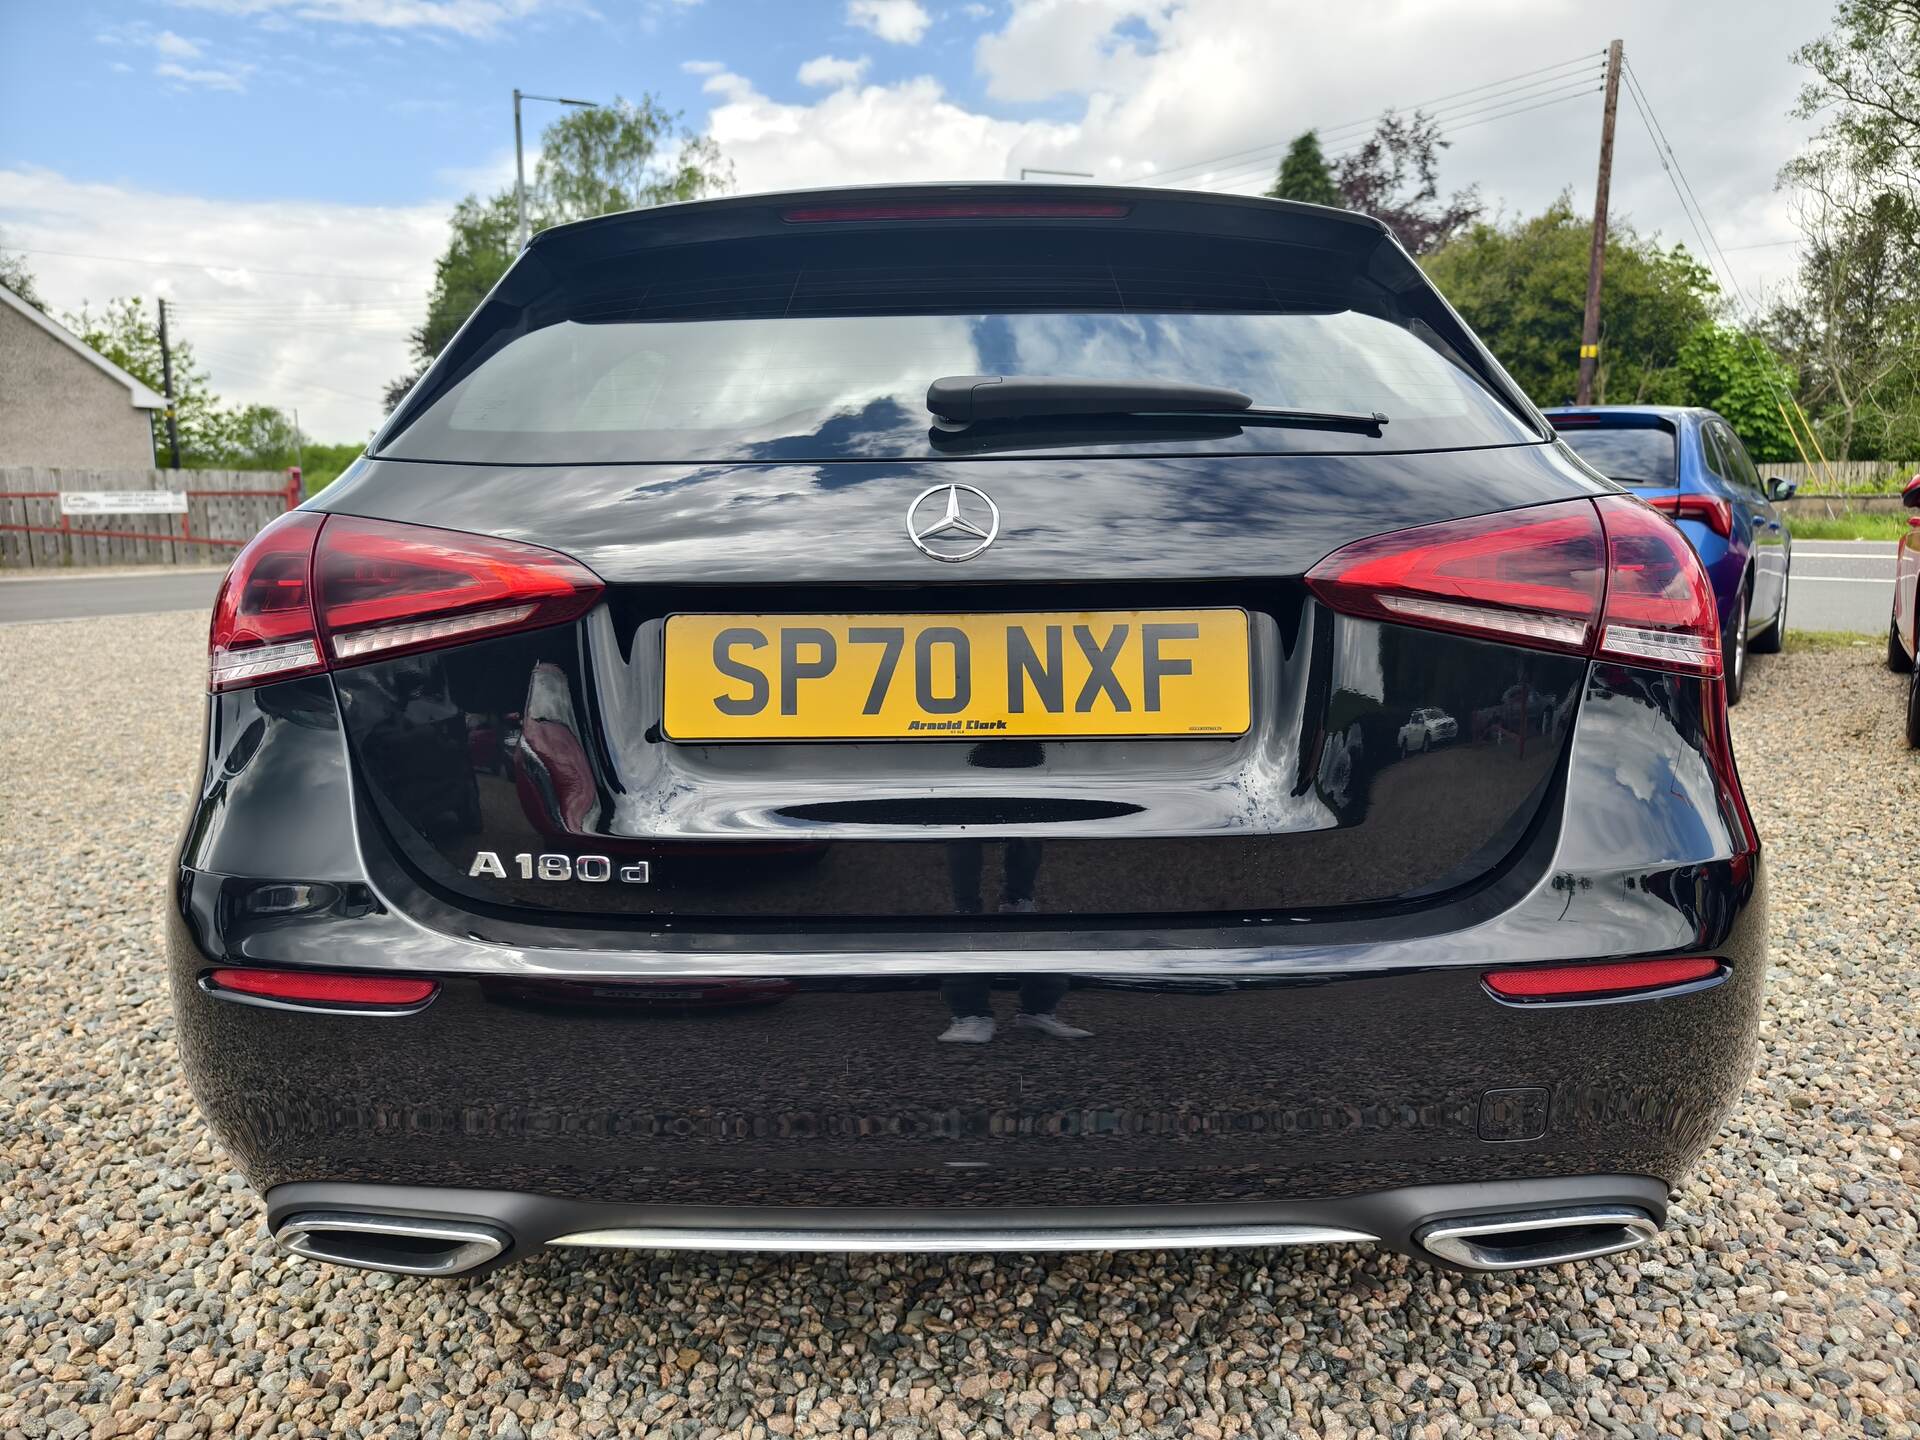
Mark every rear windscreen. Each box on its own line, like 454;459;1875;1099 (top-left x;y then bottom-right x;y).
1554;424;1677;485
381;231;1539;464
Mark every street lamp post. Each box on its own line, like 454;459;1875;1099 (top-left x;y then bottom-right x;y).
514;88;602;251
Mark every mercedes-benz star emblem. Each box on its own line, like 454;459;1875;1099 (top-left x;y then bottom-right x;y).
906;484;1000;563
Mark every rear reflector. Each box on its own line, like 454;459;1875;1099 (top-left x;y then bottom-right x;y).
207;968;438;1007
208;514;604;691
1305;496;1721;677
1484;957;1720;1000
782;201;1130;223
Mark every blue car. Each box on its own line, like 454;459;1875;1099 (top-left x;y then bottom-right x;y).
1545;406;1795;703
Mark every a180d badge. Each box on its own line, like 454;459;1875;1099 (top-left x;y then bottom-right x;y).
468;851;651;884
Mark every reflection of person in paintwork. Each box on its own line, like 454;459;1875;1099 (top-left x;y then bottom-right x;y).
936;838;1091;1042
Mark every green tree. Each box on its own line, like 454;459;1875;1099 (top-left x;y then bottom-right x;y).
1266;130;1341;208
66;298;227;465
386;95;730;407
1772;2;1920;459
1335;111;1481;256
534;95;730;220
1;240;47;312
1674;325;1801;461
1771;182;1920;460
1787;0;1918;217
408;191;521;381
1422;197;1718;407
64;299;366;473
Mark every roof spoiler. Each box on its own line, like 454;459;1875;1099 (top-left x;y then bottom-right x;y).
374;183;1546;452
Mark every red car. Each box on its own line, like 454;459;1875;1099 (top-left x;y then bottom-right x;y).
1891;474;1920;746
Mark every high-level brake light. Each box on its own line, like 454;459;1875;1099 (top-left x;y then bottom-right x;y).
1305;496;1722;677
782;201;1131;223
207;513;604;692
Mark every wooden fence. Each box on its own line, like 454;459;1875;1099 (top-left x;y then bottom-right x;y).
0;468;299;568
1768;460;1919;495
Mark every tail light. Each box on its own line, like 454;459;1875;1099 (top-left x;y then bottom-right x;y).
1306;496;1721;677
1484;956;1721;1001
209;512;329;690
208;513;604;692
1303;499;1604;654
1654;493;1732;538
1590;495;1720;673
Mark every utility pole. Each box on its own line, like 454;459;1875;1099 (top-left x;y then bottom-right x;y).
1575;39;1624;407
157;297;182;470
514;88;601;251
513;89;527;252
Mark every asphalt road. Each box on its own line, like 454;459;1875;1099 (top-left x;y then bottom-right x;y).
0;568;223;625
1786;539;1899;636
0;538;1904;634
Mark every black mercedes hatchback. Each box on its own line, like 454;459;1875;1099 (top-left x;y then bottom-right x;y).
169;185;1764;1278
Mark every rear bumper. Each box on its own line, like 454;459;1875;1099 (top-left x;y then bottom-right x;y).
263;1175;1671;1276
168;854;1765;1235
168;649;1766;1271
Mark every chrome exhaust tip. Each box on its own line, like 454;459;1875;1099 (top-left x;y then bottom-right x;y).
1415;1206;1658;1271
276;1211;509;1276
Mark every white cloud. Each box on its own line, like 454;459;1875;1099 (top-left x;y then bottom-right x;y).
152;30;205;59
167;0;564;39
681;58;727;75
703;70;1074;191
156;61;257;91
98;20;254;90
846;0;931;45
696;0;1808;307
797;54;871;89
975;0;1159;104
0;167;447;442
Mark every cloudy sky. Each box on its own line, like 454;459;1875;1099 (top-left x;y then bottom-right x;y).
0;0;1831;443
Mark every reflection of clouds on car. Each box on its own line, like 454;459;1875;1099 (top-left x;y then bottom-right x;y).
1316;721;1365;807
513;661;601;834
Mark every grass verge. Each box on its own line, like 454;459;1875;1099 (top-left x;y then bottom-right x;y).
1789;512;1914;541
1784;629;1880;653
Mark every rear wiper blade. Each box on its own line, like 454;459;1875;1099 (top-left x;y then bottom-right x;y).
926;374;1386;434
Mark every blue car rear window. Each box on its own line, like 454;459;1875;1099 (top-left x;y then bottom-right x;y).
1553;424;1676;486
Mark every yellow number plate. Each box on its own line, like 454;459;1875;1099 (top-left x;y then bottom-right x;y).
663;609;1250;741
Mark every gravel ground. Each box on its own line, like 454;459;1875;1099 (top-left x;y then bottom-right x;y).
2;615;1915;1440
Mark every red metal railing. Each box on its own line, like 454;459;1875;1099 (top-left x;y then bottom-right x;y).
0;469;302;552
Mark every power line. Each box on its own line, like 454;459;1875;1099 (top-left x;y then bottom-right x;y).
1313;50;1604;140
1148;51;1600;184
175;299;423;312
1144;50;1603;188
14;246;419;287
1614;53;1817;470
189;344;387;405
1619;58;1759;312
1193;79;1602;194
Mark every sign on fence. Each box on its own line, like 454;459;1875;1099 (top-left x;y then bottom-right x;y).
59;490;190;516
2;467;301;568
